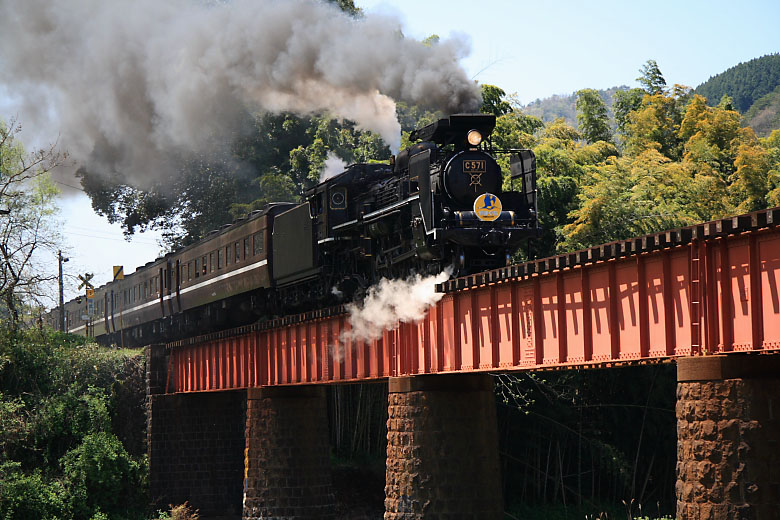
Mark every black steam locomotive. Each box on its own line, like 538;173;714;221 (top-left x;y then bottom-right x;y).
46;114;539;345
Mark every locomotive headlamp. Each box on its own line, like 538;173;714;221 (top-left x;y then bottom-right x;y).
467;129;482;146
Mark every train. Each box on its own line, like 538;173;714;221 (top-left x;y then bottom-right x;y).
45;113;540;346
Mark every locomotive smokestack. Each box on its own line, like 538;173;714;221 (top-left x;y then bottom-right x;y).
0;0;481;188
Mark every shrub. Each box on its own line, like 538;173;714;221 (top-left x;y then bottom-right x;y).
0;461;68;520
61;432;147;520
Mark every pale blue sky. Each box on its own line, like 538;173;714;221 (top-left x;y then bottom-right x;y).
359;0;780;103
8;0;779;301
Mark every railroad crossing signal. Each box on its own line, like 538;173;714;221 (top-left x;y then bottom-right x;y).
77;272;94;290
113;266;124;281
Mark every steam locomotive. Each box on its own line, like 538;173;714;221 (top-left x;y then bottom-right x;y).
46;114;539;346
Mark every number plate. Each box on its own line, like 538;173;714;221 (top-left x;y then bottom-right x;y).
463;160;486;172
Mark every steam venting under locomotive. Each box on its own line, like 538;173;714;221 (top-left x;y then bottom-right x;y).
47;114;540;346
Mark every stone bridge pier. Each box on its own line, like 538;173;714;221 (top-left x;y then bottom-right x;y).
676;355;780;519
147;343;336;519
385;374;503;519
242;386;335;519
146;345;246;519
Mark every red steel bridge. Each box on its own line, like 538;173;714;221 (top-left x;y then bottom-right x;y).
165;206;780;393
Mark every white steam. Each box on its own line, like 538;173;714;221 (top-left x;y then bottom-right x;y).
0;0;480;188
344;269;451;343
320;153;348;183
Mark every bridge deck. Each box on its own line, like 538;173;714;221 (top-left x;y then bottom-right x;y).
166;208;780;393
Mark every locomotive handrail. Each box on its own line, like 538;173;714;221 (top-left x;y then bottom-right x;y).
489;148;535;153
363;209;401;225
332;219;359;231
362;194;419;221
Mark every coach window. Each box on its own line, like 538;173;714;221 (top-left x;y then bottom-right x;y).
225;246;231;266
181;264;187;282
209;252;215;273
144;281;148;299
217;249;223;269
188;262;193;281
235;242;241;263
244;238;250;259
254;231;264;256
194;259;200;278
202;255;208;275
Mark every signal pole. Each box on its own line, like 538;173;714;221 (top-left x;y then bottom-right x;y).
58;250;68;331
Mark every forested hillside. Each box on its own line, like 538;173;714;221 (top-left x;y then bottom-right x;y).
524;54;780;138
521;86;625;127
744;85;780;136
695;53;780;112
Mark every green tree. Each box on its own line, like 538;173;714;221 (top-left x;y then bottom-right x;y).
575;89;612;143
326;0;361;16
531;119;618;256
718;94;736;111
623;85;692;160
764;130;780;205
612;88;645;138
0;119;63;327
731;135;770;212
637;59;667;95
81;112;391;248
563;150;696;249
62;431;145;520
421;34;440;47
481;84;512;117
492;111;544;150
